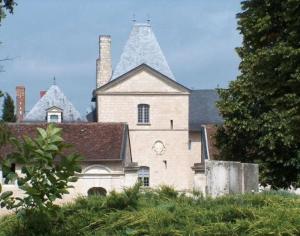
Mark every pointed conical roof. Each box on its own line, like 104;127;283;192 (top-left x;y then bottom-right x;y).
25;85;83;122
111;23;175;80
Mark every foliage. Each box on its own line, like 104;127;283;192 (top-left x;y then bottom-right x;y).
104;183;141;210
0;124;82;234
215;0;300;189
156;185;178;199
0;0;16;24
1;93;15;122
0;0;17;72
1;188;299;236
0;121;10;148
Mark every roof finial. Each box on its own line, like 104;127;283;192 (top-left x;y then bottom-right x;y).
132;14;136;23
53;76;56;85
147;14;151;24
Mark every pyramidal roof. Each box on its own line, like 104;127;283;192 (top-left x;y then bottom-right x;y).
25;85;83;122
111;23;175;80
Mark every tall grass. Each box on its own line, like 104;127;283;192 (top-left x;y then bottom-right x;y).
0;185;299;235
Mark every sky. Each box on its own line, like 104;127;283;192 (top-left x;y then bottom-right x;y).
0;0;242;116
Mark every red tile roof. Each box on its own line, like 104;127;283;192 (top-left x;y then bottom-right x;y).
0;123;128;162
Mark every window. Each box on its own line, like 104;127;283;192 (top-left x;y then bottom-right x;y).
138;104;150;124
49;114;59;123
170;120;173;129
46;106;63;123
138;166;149;187
87;187;107;196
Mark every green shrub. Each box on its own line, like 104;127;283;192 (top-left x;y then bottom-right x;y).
104;183;141;210
0;125;82;235
0;189;299;235
156;185;178;199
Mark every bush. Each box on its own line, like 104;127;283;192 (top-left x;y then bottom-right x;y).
0;189;299;235
104;183;141;210
156;185;178;199
0;125;82;235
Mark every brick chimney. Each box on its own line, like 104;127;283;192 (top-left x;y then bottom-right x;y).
16;86;25;122
40;90;46;98
96;35;112;88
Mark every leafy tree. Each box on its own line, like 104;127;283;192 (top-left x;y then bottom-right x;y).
0;0;16;72
1;92;16;122
0;0;16;24
0;93;10;157
0;124;82;233
215;0;300;189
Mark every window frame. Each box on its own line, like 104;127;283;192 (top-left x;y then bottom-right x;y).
138;166;150;187
137;104;150;124
49;114;59;123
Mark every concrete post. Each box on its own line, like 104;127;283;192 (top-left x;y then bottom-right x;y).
192;163;206;195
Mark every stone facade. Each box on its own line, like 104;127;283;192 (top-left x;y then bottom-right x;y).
96;65;202;190
0;162;138;216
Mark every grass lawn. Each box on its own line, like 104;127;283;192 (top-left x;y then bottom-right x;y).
0;186;299;235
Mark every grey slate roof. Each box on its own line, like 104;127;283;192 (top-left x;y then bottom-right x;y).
112;23;175;80
24;85;83;122
189;90;223;130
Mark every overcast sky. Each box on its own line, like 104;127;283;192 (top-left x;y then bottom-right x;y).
0;0;242;116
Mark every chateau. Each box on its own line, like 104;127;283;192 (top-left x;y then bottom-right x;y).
0;23;222;200
92;22;222;191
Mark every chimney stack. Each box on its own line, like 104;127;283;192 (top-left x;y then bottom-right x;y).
96;35;112;88
16;86;25;122
40;90;46;98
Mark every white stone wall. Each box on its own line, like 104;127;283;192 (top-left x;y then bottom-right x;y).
205;160;259;197
129;130;200;190
0;162;138;215
106;70;181;93
98;94;189;130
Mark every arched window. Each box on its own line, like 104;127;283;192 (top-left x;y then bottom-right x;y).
138;166;150;187
138;104;150;124
87;187;107;196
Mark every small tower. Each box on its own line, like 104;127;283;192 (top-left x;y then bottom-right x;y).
96;35;112;88
16;86;25;122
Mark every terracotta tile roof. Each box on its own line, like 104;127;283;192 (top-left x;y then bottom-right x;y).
0;123;128;162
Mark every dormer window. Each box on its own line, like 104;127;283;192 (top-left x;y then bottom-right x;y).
46;106;63;123
138;104;150;124
49;114;59;123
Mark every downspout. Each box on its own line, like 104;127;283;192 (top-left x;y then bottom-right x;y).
203;125;210;160
0;164;2;185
